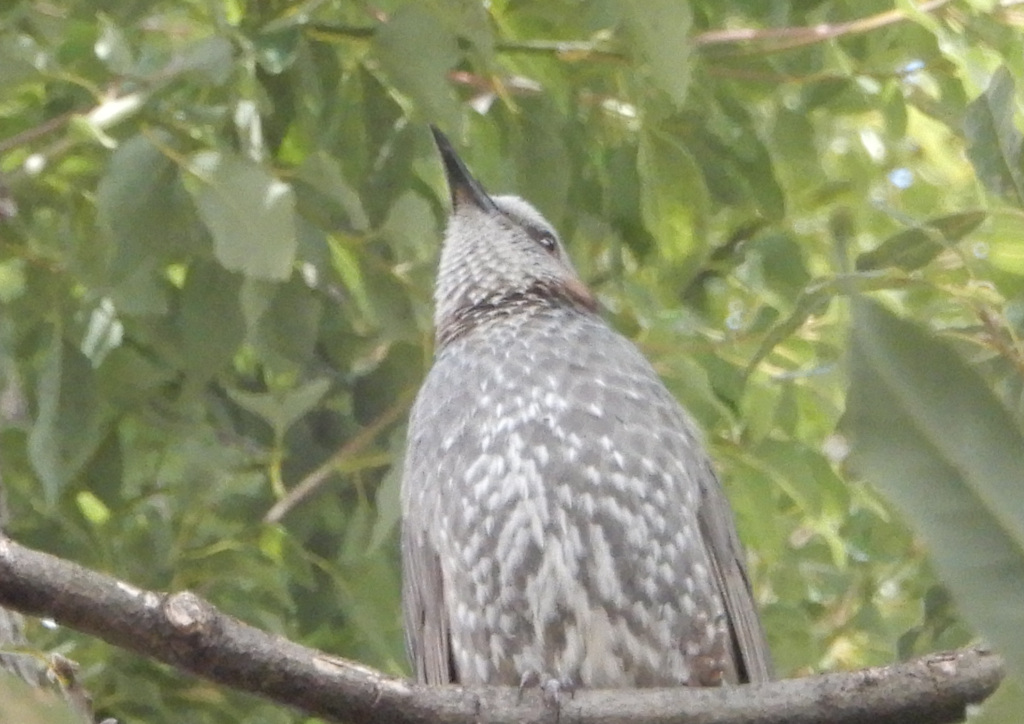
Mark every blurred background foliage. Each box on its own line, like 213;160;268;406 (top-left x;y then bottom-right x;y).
1;0;1023;721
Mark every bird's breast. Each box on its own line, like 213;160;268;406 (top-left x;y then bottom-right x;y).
406;311;729;687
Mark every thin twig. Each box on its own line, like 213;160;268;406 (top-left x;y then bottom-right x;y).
306;0;955;61
694;0;954;53
0;112;74;156
495;39;626;60
264;388;415;524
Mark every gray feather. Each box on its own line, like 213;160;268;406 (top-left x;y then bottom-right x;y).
696;460;774;683
401;524;453;684
401;130;772;687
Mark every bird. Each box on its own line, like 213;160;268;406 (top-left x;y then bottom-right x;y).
400;126;773;691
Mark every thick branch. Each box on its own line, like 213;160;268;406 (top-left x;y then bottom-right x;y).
0;536;1004;724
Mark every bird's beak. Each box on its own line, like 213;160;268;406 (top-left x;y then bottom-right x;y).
430;126;498;213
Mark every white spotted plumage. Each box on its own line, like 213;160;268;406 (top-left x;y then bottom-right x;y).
400;128;773;689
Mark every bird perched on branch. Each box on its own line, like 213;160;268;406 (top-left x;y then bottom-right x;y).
401;126;772;690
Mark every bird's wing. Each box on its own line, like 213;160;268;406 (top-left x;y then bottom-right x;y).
401;523;454;684
696;460;775;684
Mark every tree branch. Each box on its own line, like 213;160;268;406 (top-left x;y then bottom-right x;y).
0;112;74;156
263;388;414;524
307;0;955;60
692;0;953;53
0;536;1004;724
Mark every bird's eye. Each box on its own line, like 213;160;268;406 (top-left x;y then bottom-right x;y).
532;230;558;255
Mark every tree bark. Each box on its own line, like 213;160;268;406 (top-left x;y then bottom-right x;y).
0;535;1004;724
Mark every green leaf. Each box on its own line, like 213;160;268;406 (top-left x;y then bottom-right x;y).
380;191;436;262
843;299;1024;675
227;378;331;439
328;239;418;340
80;298;123;366
743;439;849;543
352;341;422;424
760;604;815;677
373;6;459;128
740;377;782;444
362;123;421;228
27;332;107;505
95;15;134;74
964;66;1024;207
76;489;112;525
187;151;297;281
294;151;370;233
369;431;405;553
0;675;82;724
745;272;907;376
96;132;205;313
636;130;709;268
689;97;786;219
771;109;824;193
0;35;39;90
174;36;235;85
619;0;693;105
177;262;246;379
252;276;324;369
108;263;171;316
856;211;988;271
442;0;494;59
755;233;812;299
985;213;1024;278
256;26;301;74
513;114;573;223
974;679;1024;724
0;259;26;303
658;353;732;430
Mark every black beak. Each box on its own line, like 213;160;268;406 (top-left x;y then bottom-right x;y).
430;126;498;213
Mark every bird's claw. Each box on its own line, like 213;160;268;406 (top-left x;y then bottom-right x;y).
517;670;576;707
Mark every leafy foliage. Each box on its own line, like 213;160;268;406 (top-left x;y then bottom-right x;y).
1;1;1023;721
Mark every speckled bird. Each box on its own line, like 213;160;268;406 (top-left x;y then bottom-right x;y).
400;127;773;690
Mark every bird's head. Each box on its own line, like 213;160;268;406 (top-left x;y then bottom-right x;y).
430;127;596;347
